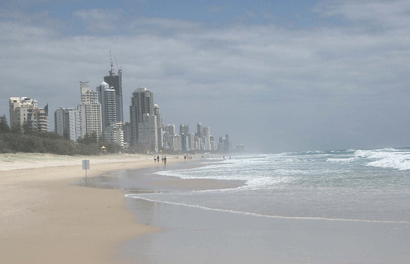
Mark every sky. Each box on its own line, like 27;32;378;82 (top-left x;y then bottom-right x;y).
1;0;410;153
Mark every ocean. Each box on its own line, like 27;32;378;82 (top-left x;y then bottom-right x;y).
118;148;410;263
126;148;410;223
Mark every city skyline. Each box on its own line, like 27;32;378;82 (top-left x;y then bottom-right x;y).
7;63;234;153
3;58;237;152
1;1;410;152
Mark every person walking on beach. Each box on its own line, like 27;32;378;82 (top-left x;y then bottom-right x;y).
157;155;160;163
164;156;167;165
154;156;156;163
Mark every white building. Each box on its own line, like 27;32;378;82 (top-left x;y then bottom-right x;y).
104;123;124;147
210;135;216;151
189;133;195;151
165;134;181;152
78;81;102;139
153;104;163;150
54;107;81;142
97;81;116;129
9;97;48;132
203;126;211;151
175;134;182;152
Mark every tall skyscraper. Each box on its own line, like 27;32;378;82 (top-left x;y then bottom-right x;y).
97;81;116;129
130;87;154;148
104;60;123;123
78;81;102;139
9;97;48;132
203;127;211;151
225;134;230;152
197;122;203;138
153;104;163;150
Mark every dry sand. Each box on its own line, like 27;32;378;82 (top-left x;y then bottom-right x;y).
0;153;181;264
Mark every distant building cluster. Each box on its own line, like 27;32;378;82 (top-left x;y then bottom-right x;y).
5;59;237;154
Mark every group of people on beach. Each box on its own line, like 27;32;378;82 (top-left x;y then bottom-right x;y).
154;155;167;165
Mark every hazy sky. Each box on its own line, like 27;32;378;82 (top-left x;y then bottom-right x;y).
1;0;410;153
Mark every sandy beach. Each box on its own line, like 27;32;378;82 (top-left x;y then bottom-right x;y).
0;153;182;264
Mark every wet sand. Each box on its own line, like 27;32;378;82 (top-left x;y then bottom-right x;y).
122;200;410;264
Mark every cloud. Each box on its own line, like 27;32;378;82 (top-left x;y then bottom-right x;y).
73;9;124;33
314;0;410;29
2;1;410;151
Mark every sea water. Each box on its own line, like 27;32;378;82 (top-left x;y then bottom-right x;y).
126;148;410;223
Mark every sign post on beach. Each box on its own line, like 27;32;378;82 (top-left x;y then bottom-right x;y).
82;159;90;187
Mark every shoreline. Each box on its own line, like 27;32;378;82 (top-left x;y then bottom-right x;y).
0;153;240;263
122;198;410;264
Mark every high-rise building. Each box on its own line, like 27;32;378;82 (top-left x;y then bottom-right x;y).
166;134;179;152
123;122;131;145
225;134;230;152
175;134;182;152
203;127;211;151
130;87;154;148
194;134;204;151
153;104;163;150
163;124;176;150
104;61;123;123
97;81;116;129
137;113;158;153
54;107;81;142
218;137;223;152
196;122;203;138
9;97;48;132
164;124;175;135
78;81;102;139
210;136;216;151
188;133;195;151
180;124;189;135
181;133;189;152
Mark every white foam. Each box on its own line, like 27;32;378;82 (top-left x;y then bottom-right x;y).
327;157;355;163
367;156;410;170
352;148;410;171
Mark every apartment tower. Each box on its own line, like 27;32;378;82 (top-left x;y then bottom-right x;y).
104;59;123;123
77;81;102;139
9;97;48;132
130;87;154;148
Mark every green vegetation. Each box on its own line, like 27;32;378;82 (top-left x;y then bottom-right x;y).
0;120;122;155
